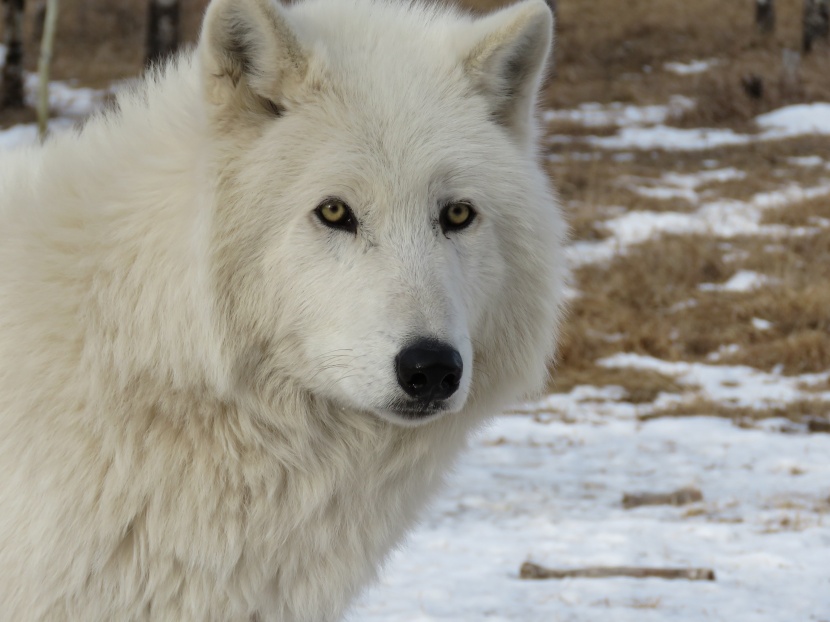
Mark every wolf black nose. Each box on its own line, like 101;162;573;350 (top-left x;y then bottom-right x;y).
396;340;462;402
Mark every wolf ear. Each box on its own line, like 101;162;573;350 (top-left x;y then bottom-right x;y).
463;0;553;144
200;0;308;111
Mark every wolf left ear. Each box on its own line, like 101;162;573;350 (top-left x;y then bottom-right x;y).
200;0;308;111
463;0;553;145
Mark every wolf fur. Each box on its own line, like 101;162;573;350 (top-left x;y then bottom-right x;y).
0;0;566;619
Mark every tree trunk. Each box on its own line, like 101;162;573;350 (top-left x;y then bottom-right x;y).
36;0;58;140
755;0;775;34
145;0;180;68
803;0;830;52
1;0;26;109
544;0;557;80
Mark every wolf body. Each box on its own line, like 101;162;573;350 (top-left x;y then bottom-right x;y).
0;0;566;619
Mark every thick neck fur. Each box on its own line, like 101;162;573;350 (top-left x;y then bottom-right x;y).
0;54;477;621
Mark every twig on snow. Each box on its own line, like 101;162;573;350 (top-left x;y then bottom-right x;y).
520;562;716;581
622;486;703;509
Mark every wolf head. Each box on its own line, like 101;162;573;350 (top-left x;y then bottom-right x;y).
200;0;566;426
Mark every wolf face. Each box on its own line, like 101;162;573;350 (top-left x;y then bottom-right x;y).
202;0;564;427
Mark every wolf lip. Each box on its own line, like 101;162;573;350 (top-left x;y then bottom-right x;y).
385;401;447;420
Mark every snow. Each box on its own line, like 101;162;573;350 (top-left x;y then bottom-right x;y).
23;74;107;118
752;318;774;331
0;74;107;150
756;103;830;137
568;183;830;267
628;168;746;203
599;353;830;410
588;126;753;151
550;102;830;151
663;59;718;75
351;410;830;621
698;270;773;293
787;155;824;167
544;97;694;128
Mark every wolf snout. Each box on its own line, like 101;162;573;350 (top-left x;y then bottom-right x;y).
395;339;463;403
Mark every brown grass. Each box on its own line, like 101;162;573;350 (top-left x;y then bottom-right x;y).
642;398;830;424
553;219;830;397
670;51;830;129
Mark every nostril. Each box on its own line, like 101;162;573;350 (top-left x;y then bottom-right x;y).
410;372;428;390
441;374;459;390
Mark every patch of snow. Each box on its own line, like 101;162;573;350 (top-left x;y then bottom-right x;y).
575;102;830;151
756;103;830;137
787;155;824;167
23;74;107;118
752;318;774;331
628;168;746;204
706;343;741;362
353;409;830;621
599;353;830;408
699;270;773;293
664;59;718;75
568;182;830;267
545;96;694;129
589;125;753;151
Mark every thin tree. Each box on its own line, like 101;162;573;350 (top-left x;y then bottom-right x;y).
755;0;775;35
1;0;25;109
36;0;58;139
803;0;830;52
145;0;180;68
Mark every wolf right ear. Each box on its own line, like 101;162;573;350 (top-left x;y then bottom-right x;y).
462;0;553;147
200;0;308;111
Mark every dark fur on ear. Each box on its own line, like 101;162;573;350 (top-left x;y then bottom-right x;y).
201;0;308;110
464;0;553;146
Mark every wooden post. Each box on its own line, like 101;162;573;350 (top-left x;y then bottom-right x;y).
803;0;830;53
1;0;26;109
145;0;180;68
755;0;775;35
36;0;59;140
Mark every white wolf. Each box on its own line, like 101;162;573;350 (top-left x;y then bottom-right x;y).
0;0;566;619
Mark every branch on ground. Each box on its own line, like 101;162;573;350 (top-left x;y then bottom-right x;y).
622;486;703;509
520;562;716;581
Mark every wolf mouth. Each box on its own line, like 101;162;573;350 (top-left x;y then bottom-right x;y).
383;400;450;420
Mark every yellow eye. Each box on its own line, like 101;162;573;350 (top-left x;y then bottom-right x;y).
320;201;346;223
315;199;356;233
441;201;476;231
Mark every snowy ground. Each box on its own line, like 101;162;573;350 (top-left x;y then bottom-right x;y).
351;408;830;621
2;73;830;622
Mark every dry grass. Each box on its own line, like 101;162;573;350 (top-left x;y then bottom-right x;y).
642;398;829;424
556;224;830;380
670;51;830;129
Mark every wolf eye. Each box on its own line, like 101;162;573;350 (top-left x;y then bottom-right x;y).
315;199;357;234
440;201;476;233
